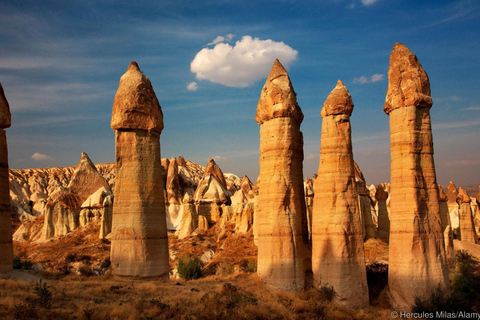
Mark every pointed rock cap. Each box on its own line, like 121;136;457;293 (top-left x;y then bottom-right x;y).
240;175;253;196
321;80;354;117
457;188;471;204
204;158;227;190
375;186;388;201
255;59;303;125
384;43;432;114
446;181;458;204
177;156;187;167
111;61;164;133
0;82;12;129
437;184;448;202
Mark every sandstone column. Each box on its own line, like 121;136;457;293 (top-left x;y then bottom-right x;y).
0;83;13;270
384;43;449;308
457;188;477;244
256;59;310;290
375;186;390;243
110;61;169;278
312;80;369;307
438;185;455;267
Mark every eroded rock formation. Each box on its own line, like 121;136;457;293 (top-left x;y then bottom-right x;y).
384;43;449;308
0;83;13;270
41;152;109;240
457;188;477;244
375;186;390;243
110;61;169;278
255;59;310;290
446;181;460;229
312;80;369;307
438;185;455;267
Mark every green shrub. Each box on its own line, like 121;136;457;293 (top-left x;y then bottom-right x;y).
34;279;52;309
178;257;203;280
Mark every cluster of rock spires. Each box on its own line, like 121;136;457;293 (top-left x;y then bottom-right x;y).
2;43;480;308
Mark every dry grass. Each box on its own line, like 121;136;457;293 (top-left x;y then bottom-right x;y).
0;272;392;319
6;219;396;318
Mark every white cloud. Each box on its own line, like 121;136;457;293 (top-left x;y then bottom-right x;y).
305;154;319;160
207;34;235;46
31;152;53;161
353;76;368;84
213;155;227;161
370;73;384;83
191;35;298;87
361;0;379;5
186;82;198;92
465;106;480;111
353;74;384;84
434;119;480;130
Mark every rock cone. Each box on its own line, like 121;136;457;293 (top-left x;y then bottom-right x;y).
438;185;455;267
256;60;310;290
312;80;369;307
384;43;449;308
0;83;13;270
110;61;169;278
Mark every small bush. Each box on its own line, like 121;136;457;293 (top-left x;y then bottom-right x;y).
34;279;52;309
178;257;203;280
12;255;33;270
411;284;450;314
319;284;336;302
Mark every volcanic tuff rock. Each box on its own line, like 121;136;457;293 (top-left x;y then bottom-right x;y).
354;161;376;241
375;186;390;243
0;82;13;270
457;188;477;244
384;43;449;308
110;61;169;278
41;153;110;241
446;181;460;229
312;80;369;307
438;185;455;267
193;158;231;225
256;60;310;290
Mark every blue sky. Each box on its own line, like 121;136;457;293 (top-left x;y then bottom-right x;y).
1;0;479;187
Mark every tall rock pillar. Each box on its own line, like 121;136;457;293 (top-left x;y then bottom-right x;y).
110;62;169;278
0;83;13;270
384;43;449;308
256;60;310;290
312;80;369;307
457;188;477;244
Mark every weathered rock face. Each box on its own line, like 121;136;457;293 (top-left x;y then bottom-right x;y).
384;43;449;308
457;188;477;244
438;185;455;267
0;83;13;270
177;203;198;239
304;178;314;241
41;153;110;241
354;161;376;241
165;158;183;230
193;158;230;225
110;61;169;278
446;181;460;229
99;195;113;240
375;186;390;243
256;60;310;290
312;80;369;307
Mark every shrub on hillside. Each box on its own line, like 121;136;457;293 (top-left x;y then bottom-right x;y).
178;257;203;280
